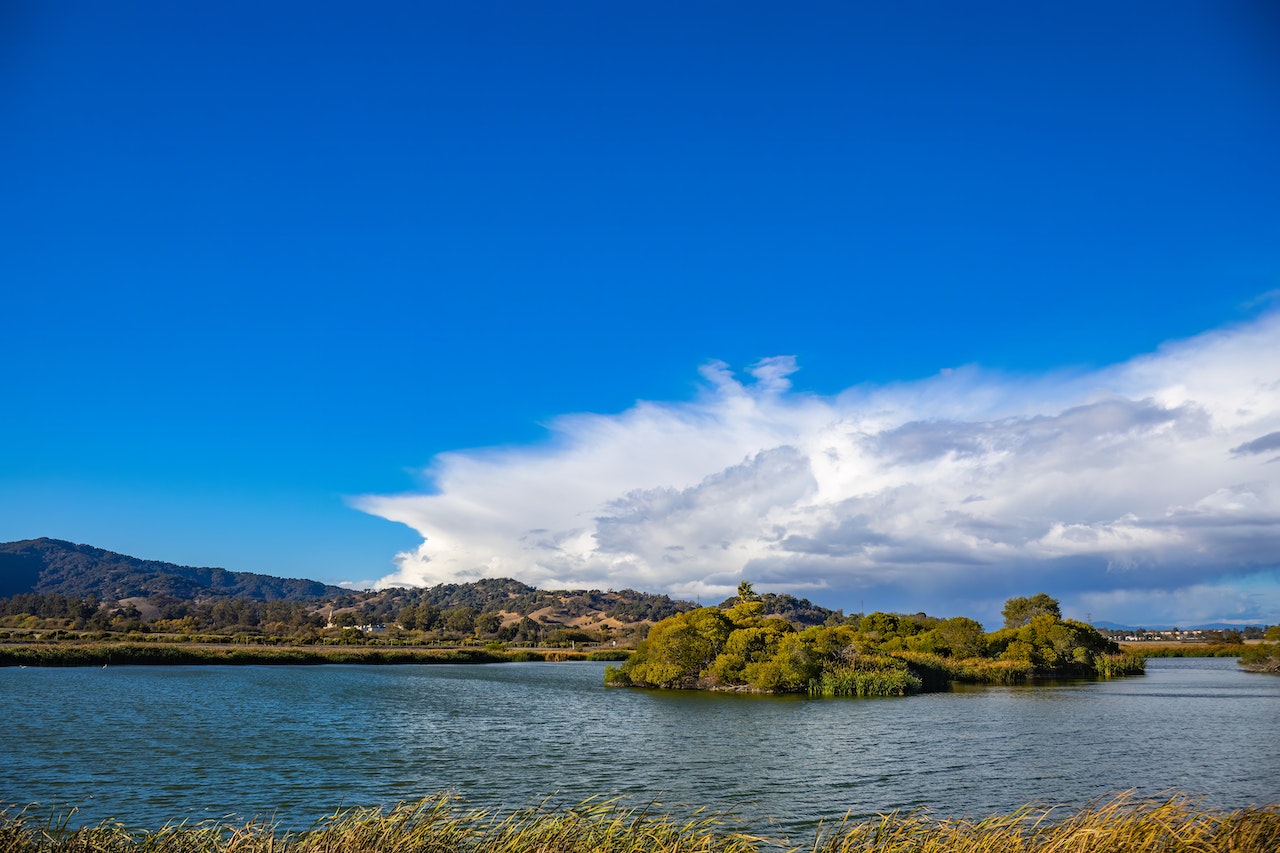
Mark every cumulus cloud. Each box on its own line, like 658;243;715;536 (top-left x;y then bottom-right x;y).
353;313;1280;626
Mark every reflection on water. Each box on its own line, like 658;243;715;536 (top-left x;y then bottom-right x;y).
2;657;1277;835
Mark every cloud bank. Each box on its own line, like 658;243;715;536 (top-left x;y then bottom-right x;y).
355;313;1280;626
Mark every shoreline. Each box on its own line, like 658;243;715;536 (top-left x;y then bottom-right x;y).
0;641;628;667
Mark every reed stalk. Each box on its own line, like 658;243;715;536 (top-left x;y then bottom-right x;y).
3;793;1276;853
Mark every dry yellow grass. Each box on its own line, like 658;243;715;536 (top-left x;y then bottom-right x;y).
1;793;1276;853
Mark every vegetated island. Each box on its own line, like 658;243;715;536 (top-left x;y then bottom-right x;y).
605;586;1146;697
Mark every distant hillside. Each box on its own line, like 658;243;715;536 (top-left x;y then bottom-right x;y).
0;538;344;601
1093;619;1268;632
0;538;843;638
323;579;701;632
714;591;841;627
0;539;703;637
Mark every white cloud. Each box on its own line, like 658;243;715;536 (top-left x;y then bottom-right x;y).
353;316;1280;626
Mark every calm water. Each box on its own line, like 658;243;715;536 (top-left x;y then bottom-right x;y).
2;658;1277;837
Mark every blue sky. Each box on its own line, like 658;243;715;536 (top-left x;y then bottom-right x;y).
3;2;1278;626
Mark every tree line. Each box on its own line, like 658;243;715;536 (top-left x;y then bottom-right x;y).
0;583;699;646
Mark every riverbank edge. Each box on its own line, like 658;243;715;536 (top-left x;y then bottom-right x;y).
0;642;630;667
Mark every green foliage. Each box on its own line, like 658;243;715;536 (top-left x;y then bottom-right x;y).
933;616;987;658
747;631;819;691
813;664;921;697
1000;592;1062;629
1094;653;1147;678
603;589;699;622
442;606;477;634
858;611;902;639
615;607;734;688
1239;642;1280;673
609;585;1134;698
987;614;1117;669
713;588;845;627
892;651;1038;686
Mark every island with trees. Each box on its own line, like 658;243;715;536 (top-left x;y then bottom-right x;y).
605;585;1145;696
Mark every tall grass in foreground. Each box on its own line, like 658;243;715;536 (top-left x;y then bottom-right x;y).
2;793;1277;853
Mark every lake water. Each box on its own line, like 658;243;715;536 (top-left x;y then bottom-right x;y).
2;657;1277;838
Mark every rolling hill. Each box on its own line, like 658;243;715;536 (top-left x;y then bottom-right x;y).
0;538;345;601
0;538;839;635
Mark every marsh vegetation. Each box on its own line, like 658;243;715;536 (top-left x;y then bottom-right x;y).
0;642;634;667
2;794;1276;853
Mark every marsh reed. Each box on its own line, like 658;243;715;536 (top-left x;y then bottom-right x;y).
2;793;1276;853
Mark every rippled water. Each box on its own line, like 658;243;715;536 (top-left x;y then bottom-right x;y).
2;658;1277;836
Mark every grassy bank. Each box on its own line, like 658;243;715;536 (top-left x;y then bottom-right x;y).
0;643;549;667
1;794;1277;853
0;641;635;667
1120;643;1248;658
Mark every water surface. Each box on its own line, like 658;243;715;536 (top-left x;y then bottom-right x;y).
2;657;1276;836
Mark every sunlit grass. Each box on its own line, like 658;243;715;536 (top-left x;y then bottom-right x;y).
2;793;1276;853
0;643;540;667
808;793;1280;853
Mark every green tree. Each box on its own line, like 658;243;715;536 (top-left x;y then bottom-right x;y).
396;604;419;630
474;611;503;636
859;612;901;640
988;613;1117;669
415;603;441;631
1001;593;1062;629
515;616;542;642
759;631;823;690
443;606;477;635
725;580;765;625
622;607;733;688
709;618;793;684
935;616;987;659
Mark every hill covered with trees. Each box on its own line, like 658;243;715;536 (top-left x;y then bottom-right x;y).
0;538;344;600
0;539;702;646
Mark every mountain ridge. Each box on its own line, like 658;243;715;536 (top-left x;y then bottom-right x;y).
0;538;707;637
0;537;851;644
0;538;345;601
